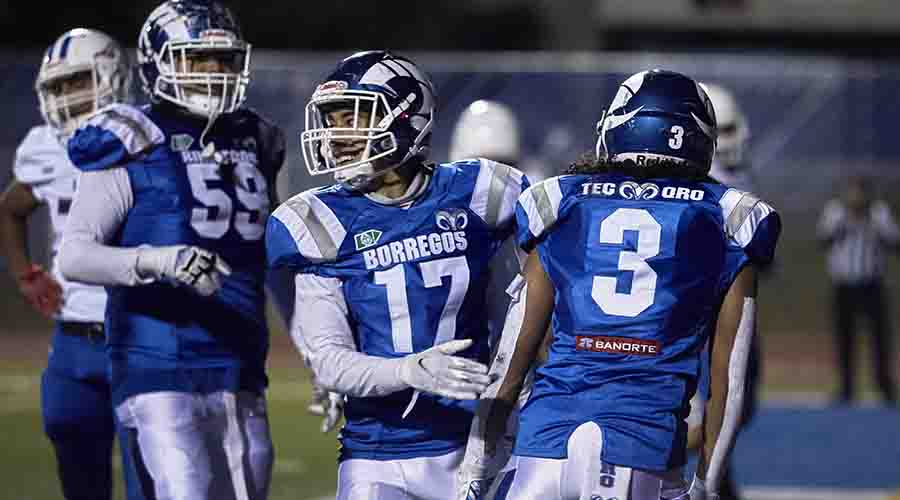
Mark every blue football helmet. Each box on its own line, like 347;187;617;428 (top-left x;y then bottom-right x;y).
300;50;436;190
596;69;717;173
137;0;250;118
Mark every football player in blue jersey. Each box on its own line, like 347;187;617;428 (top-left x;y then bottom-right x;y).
466;70;781;500
57;2;284;499
0;28;142;500
265;50;530;499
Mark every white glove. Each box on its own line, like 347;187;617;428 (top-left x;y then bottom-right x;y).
136;245;231;296
398;339;491;400
688;475;719;500
308;386;344;433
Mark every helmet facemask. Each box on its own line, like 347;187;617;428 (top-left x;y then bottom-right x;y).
301;88;409;190
152;33;249;118
36;49;127;140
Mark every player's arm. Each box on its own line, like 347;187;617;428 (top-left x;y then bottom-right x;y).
0;180;62;316
59;106;229;296
457;250;553;499
692;265;758;499
293;271;491;400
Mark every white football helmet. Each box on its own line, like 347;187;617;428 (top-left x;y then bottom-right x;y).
702;82;750;168
448;99;521;164
35;28;130;140
138;0;250;119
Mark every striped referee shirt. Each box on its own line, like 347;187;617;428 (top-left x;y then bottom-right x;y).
818;199;900;284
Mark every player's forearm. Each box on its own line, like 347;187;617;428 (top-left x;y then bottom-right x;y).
700;267;757;489
0;181;39;278
58;237;148;286
305;344;406;397
0;209;31;279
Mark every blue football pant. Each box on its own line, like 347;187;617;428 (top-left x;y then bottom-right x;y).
41;325;144;500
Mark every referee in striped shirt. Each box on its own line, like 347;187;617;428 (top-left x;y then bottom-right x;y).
818;175;899;404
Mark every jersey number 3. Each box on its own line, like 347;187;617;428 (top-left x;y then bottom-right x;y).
592;208;661;317
187;161;269;240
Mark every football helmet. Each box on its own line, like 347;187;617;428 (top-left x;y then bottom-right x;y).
301;50;436;190
35;28;130;140
702;82;749;169
138;0;250;118
449;99;521;164
596;69;717;173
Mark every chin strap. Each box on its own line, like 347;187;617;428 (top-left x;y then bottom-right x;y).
199;111;221;159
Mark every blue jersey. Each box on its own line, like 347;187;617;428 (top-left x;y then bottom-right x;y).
68;103;285;404
513;173;780;471
266;159;529;460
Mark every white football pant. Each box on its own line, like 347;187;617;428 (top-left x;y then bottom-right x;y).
116;390;273;500
498;422;689;500
336;448;464;500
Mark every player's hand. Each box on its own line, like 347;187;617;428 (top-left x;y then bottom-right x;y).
689;475;719;500
398;339;491;400
308;386;344;433
136;245;231;296
17;264;63;317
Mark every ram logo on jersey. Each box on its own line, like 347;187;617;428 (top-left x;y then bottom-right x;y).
362;230;468;270
581;181;705;201
435;208;469;231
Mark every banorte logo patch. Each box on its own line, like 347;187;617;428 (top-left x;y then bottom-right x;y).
576;335;660;356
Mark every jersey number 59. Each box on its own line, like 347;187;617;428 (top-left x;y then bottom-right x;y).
187;161;269;240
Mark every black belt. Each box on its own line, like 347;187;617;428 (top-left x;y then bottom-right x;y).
59;321;105;343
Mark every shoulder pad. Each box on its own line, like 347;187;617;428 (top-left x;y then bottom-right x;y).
464;158;529;229
67;104;165;172
515;175;566;250
13;126;67;185
266;188;349;268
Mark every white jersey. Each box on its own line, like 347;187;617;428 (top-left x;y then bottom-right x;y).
13;125;106;322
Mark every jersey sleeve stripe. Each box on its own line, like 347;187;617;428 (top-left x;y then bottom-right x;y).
732;201;774;248
271;204;322;261
305;193;347;256
485;161;512;227
498;167;525;229
469;159;494;224
282;196;339;261
725;192;761;238
524;176;563;238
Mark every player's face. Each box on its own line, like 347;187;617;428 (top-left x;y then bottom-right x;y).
324;107;380;165
181;50;244;96
45;71;95;118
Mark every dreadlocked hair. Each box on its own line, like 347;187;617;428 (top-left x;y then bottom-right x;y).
565;150;712;182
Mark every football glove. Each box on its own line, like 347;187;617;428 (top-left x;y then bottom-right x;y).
398;339;491;400
17;264;62;317
308;384;344;433
136;245;231;296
